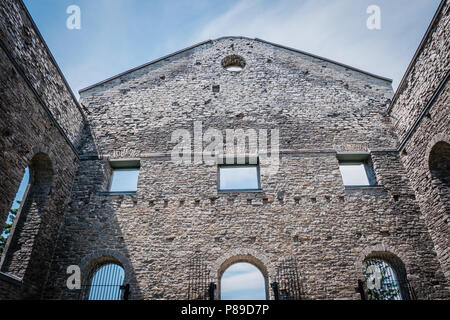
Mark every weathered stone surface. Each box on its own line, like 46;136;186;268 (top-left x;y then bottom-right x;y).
0;0;448;301
0;0;82;299
389;0;450;281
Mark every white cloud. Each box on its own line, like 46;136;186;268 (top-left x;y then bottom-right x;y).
192;0;440;89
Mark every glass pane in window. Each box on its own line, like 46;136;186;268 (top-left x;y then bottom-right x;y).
110;169;139;192
219;166;259;190
339;163;370;186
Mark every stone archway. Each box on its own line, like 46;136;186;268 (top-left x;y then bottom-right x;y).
215;251;271;300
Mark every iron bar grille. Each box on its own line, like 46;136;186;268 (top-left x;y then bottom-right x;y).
187;256;212;300
273;257;303;300
362;259;416;300
79;263;127;300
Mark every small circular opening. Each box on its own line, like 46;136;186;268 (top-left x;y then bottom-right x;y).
222;55;246;72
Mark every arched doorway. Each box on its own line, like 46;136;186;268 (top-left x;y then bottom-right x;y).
218;255;269;300
361;251;414;300
221;263;266;300
87;263;125;300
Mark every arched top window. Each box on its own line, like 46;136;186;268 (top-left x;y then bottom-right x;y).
86;263;125;300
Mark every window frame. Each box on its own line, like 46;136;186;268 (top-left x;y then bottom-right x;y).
217;158;262;193
107;159;140;194
337;153;378;187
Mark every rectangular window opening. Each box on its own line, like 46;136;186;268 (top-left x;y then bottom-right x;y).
218;158;261;192
337;153;377;187
109;160;140;193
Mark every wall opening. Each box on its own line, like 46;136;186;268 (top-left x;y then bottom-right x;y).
84;263;125;300
429;141;450;214
362;252;413;300
0;167;29;257
221;55;246;72
0;153;53;277
221;262;266;300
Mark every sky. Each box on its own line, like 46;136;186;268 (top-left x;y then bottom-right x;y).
23;0;441;98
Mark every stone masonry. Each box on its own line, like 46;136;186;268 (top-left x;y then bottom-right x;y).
0;0;448;300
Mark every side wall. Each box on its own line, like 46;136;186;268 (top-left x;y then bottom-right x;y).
0;0;83;299
389;0;449;282
43;38;448;299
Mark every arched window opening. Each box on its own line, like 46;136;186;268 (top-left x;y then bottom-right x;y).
429;141;450;213
221;55;246;72
0;153;53;276
220;262;266;300
87;263;125;300
363;258;408;300
0;167;29;257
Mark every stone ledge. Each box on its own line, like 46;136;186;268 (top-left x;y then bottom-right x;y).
344;185;385;190
98;191;137;196
0;271;23;286
217;189;264;194
344;185;386;194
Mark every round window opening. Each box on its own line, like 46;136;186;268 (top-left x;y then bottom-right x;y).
222;55;246;72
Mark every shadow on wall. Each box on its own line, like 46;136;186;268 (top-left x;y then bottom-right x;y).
41;124;143;300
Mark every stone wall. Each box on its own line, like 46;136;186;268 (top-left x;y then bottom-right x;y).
389;0;449;282
0;0;83;299
0;0;448;301
43;37;448;299
0;0;85;145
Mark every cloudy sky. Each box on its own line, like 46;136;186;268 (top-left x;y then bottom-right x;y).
221;263;266;300
23;0;440;97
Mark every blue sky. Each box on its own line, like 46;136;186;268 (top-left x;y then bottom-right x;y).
23;0;440;97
